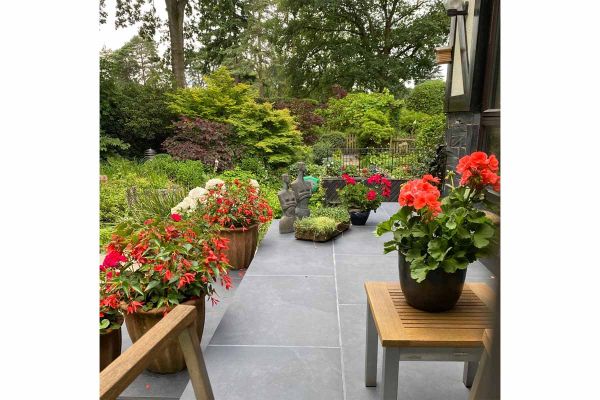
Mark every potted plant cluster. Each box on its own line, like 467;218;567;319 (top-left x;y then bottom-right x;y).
101;213;232;373
172;178;273;270
294;206;350;242
376;151;500;312
338;173;391;225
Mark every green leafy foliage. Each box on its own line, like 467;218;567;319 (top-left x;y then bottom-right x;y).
405;80;446;115
167;67;305;167
280;0;449;98
318;91;402;147
99;156;206;225
310;206;350;223
294;216;340;237
376;184;498;283
100;38;174;157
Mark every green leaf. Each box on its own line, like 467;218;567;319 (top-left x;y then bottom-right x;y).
473;223;495;248
99;319;110;330
182;243;193;252
145;280;160;292
156;298;165;310
445;219;457;230
441;257;469;273
405;248;423;262
132;284;144;296
427;238;450;261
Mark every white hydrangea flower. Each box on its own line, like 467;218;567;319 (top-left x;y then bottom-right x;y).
249;179;260;189
205;178;226;190
188;187;208;200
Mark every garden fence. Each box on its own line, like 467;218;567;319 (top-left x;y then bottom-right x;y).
322;140;416;176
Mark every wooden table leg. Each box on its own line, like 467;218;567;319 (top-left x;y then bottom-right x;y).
365;304;378;387
382;347;399;400
463;361;478;388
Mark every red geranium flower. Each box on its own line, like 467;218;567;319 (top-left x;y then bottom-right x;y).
456;152;500;191
399;176;442;217
342;173;356;185
170;213;182;222
366;189;377;201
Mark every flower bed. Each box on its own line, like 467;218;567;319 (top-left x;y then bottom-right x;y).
321;177;406;204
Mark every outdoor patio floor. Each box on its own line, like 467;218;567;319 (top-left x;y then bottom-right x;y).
114;203;496;399
171;203;497;400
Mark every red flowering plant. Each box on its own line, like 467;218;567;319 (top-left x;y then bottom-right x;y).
100;213;232;316
99;251;125;332
376;152;500;282
337;173;391;212
194;178;273;230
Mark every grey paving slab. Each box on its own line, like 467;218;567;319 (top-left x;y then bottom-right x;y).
335;255;398;305
210;275;340;346
247;234;334;276
263;219;296;241
180;346;344;400
334;227;394;257
339;305;471;400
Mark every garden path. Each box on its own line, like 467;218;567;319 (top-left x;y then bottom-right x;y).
176;203;497;400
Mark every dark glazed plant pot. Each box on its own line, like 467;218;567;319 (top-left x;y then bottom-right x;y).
123;298;205;374
349;210;371;225
100;324;122;371
219;224;259;270
398;254;467;312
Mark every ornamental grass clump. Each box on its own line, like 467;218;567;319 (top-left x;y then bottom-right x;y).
100;213;232;316
376;151;500;282
295;216;340;237
337;173;391;212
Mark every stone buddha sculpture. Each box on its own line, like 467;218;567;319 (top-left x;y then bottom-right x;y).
278;174;297;234
290;162;312;219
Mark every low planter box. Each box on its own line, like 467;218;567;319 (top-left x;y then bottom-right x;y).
295;222;350;242
321;177;406;204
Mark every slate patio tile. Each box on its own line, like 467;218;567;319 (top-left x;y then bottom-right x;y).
339;305;471;400
247;235;334;276
209;275;339;346
335;255;398;305
180;346;343;400
333;227;393;257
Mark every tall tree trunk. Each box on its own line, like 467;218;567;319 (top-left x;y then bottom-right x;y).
165;0;187;88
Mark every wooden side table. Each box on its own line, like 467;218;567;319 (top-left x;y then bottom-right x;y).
364;282;494;400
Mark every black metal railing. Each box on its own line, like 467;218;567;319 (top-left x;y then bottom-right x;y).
321;141;418;179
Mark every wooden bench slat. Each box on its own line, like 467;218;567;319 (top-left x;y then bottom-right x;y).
365;282;495;347
100;305;197;400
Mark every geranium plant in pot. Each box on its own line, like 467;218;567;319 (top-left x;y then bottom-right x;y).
376;152;500;312
338;173;391;225
102;214;232;373
99;252;125;371
190;178;273;270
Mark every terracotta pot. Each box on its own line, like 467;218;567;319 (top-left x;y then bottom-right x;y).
398;254;466;312
219;224;259;270
123;297;206;374
100;320;123;371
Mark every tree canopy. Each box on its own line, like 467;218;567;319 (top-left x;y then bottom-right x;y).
280;0;449;98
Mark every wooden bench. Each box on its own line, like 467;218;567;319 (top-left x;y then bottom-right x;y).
100;305;214;400
364;282;494;400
